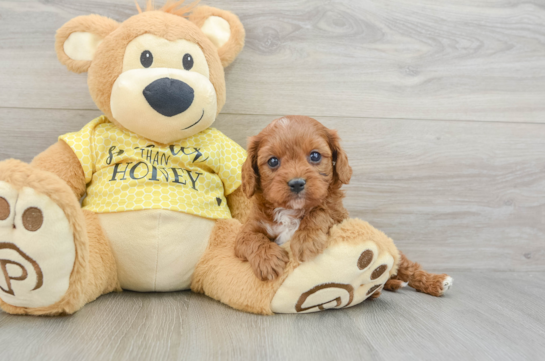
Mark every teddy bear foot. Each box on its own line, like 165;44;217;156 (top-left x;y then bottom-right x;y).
270;219;399;313
0;180;76;311
0;160;98;315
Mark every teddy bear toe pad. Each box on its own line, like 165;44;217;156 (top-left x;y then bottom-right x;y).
0;181;75;308
271;241;394;313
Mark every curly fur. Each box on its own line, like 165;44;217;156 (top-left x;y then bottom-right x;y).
235;116;353;281
384;252;452;297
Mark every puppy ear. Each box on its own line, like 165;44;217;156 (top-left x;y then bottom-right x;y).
327;129;352;185
189;6;245;67
241;135;261;198
55;15;119;74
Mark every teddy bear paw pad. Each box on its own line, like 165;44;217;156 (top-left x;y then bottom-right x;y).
271;241;395;313
0;181;75;308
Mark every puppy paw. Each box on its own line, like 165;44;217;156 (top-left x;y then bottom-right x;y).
441;276;453;295
383;279;408;292
412;271;453;297
290;232;327;263
248;242;289;281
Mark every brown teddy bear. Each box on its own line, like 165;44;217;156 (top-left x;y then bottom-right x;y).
0;1;400;316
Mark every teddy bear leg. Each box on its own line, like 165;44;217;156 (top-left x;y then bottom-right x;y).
191;219;289;315
270;218;400;313
193;218;401;315
384;252;453;297
0;160;119;316
80;209;121;304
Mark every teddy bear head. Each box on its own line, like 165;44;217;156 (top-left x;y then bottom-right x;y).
55;1;245;144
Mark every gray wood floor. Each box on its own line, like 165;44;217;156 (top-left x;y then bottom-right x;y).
1;272;544;361
0;0;544;360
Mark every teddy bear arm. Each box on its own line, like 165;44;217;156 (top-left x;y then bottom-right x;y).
226;187;252;224
31;140;86;199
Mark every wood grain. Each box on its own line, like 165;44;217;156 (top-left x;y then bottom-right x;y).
1;1;544;358
220;114;545;272
1;0;545;122
1;108;544;271
0;272;544;360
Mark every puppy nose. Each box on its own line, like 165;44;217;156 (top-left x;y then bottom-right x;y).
143;77;194;117
288;178;306;194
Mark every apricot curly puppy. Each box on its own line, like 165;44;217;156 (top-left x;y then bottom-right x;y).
235;115;454;297
235;115;351;281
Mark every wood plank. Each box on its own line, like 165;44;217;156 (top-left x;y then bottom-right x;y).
0;108;102;162
217;114;545;271
1;0;545;122
0;272;544;360
1;108;544;271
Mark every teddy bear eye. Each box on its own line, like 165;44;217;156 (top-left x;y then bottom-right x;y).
309;151;322;163
183;53;194;70
268;157;280;169
140;50;153;68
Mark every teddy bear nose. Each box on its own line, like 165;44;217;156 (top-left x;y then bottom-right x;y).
143;77;194;117
288;178;306;194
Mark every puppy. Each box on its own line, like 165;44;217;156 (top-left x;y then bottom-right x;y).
234;115;453;297
234;115;352;281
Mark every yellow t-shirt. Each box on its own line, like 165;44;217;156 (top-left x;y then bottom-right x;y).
59;116;246;219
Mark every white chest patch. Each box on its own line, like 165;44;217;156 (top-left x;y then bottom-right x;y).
262;208;303;246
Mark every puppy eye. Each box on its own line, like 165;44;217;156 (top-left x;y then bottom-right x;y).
140;50;153;68
183;53;194;70
309;151;322;163
268;157;280;169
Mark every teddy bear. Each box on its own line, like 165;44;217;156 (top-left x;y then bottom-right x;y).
0;0;400;316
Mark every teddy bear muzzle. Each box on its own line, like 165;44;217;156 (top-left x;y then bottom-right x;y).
109;67;218;144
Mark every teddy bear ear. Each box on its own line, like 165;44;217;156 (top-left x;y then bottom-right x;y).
55;15;120;74
189;6;245;68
